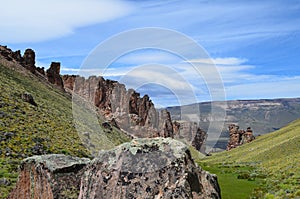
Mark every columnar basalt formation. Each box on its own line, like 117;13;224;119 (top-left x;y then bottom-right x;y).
9;139;221;199
226;124;255;150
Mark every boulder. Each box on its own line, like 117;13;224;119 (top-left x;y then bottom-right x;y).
79;138;221;199
21;92;37;106
9;139;221;199
8;154;90;199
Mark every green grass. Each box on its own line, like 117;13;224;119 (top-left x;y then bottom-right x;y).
195;119;300;198
199;162;266;199
0;61;131;198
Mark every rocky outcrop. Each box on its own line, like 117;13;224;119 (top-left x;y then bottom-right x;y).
65;75;172;138
62;74;77;92
9;138;221;199
22;49;36;73
173;121;207;153
63;75;207;152
226;124;255;150
0;46;23;63
8;154;90;199
46;62;64;90
0;45;207;152
0;45;62;89
192;128;207;153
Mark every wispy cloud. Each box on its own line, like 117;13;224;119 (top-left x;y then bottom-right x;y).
0;0;134;43
186;57;248;66
226;76;300;100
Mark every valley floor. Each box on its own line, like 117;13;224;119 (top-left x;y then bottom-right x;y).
196;119;300;198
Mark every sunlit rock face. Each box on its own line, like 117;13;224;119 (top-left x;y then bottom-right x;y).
79;138;221;199
9;138;221;199
62;75;207;151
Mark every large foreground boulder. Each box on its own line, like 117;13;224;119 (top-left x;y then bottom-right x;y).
8;155;90;199
9;138;221;199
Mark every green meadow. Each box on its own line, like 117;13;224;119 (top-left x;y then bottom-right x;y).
194;119;300;198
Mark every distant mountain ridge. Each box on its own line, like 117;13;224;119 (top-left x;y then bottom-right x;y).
167;98;300;149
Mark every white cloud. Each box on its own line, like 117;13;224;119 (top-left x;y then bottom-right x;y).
185;57;248;65
57;54;300;106
226;76;300;100
116;50;182;65
0;0;134;43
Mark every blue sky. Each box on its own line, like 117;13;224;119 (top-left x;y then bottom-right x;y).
1;0;300;106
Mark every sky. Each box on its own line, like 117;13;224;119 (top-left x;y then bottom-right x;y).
1;0;300;107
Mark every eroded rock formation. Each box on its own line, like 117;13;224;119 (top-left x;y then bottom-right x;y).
46;62;64;90
173;121;207;153
226;124;255;150
9;138;221;199
63;75;207;152
0;45;63;90
64;75;173;138
0;45;207;152
22;49;36;73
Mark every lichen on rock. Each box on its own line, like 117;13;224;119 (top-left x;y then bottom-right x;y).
9;139;221;199
79;138;221;199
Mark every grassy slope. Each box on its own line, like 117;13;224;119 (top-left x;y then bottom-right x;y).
0;61;130;198
197;119;300;198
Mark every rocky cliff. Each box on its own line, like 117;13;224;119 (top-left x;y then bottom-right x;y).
0;45;64;91
9;138;221;199
63;75;207;151
0;45;207;153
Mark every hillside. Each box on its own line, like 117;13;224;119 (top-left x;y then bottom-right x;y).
167;99;300;149
197;119;300;198
0;57;130;198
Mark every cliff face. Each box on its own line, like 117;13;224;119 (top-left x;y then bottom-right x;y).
62;75;206;150
0;45;207;153
9;138;221;199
